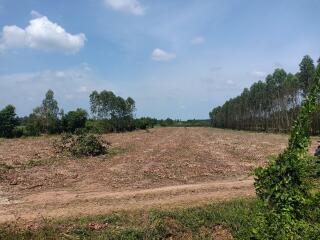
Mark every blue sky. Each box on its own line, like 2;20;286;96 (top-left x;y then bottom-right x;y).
0;0;320;119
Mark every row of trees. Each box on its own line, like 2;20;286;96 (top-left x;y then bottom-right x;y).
0;90;155;138
209;55;320;134
0;88;211;138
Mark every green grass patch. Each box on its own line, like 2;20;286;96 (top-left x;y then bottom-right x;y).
1;197;318;239
0;199;262;240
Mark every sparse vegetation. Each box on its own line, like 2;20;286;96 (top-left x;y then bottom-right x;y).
0;199;259;239
3;198;319;239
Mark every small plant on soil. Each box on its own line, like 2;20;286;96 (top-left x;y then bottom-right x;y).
54;132;107;157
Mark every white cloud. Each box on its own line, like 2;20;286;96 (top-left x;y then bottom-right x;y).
30;10;42;18
151;48;176;62
251;70;267;78
0;11;86;53
0;64;115;115
103;0;145;16
191;36;205;45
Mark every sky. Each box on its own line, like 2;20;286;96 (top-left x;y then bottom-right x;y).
0;0;320;119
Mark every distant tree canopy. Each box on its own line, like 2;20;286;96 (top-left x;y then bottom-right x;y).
209;55;320;134
0;88;160;138
89;90;136;132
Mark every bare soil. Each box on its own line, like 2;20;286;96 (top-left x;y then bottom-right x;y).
0;127;315;225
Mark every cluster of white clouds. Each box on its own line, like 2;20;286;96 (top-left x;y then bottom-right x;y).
103;0;145;16
0;64;105;113
0;2;207;63
151;48;176;62
0;11;86;53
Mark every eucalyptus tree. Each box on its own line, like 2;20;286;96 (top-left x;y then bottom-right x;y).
254;58;320;239
299;55;316;96
29;89;61;134
89;90;136;132
209;56;319;133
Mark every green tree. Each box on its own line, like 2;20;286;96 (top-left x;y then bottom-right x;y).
299;55;316;96
30;89;61;134
253;59;320;239
0;105;18;138
89;90;136;132
209;56;316;134
61;108;88;133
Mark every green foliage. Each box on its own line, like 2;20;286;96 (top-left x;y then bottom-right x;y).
55;132;107;157
61;108;88;133
89;90;136;130
299;55;316;96
134;117;157;129
0;105;18;138
22;89;61;135
85;119;112;134
209;55;320;134
36;89;61;134
253;60;320;239
89;90;136;132
157;118;211;127
22;113;42;136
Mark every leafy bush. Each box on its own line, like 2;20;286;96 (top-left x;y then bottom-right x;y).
55;133;107;157
254;63;320;239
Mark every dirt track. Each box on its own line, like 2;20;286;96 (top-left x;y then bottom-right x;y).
0;127;303;225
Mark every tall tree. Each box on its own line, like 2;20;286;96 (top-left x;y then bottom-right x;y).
299;55;316;96
89;90;136;132
209;56;319;134
32;89;60;134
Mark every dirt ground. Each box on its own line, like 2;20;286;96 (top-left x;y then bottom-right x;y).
0;127;316;225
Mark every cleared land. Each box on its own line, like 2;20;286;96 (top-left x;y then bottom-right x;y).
0;127;316;225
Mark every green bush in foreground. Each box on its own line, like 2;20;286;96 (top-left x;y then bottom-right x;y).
254;61;320;239
55;132;107;157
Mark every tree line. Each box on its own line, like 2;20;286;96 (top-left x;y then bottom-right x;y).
0;90;158;138
0;89;211;138
209;55;320;134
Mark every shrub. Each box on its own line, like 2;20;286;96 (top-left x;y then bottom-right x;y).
253;63;320;239
55;133;107;157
